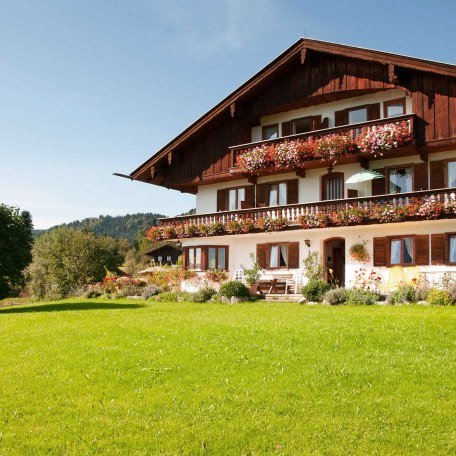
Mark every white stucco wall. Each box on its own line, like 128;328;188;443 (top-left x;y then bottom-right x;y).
181;219;456;292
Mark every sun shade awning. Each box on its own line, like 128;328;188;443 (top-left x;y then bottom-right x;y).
345;170;384;184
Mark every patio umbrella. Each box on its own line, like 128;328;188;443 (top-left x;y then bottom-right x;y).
345;169;384;184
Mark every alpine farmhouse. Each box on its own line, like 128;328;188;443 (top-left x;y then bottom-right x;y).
128;39;456;294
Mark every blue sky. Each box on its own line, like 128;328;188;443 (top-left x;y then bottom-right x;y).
1;0;455;228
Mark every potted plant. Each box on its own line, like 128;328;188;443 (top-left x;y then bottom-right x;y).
242;253;262;296
349;241;370;263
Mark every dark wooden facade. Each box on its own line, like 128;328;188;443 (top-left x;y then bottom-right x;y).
146;243;181;266
130;39;456;193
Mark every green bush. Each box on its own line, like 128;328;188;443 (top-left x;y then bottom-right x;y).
219;281;248;298
83;289;102;299
426;289;453;306
141;285;161;299
190;287;217;303
344;289;380;305
154;291;179;302
388;284;416;304
324;287;346;305
301;280;331;302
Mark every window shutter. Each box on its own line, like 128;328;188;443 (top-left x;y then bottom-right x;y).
415;235;429;265
256;244;268;269
243;185;255;209
373;237;387;266
256;184;268;207
430;160;446;189
334;109;347;126
281;121;293;137
287;179;299;204
201;247;207;271
311;115;322;131
371;168;386;195
217;189;227;211
368;103;381;120
288;242;300;269
431;234;446;265
181;247;187;270
414;163;428;191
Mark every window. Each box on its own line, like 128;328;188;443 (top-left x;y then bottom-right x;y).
347;106;368;124
157;256;162;263
188;247;202;270
384;98;406;118
207;247;227;270
228;187;245;210
269;182;287;206
448;161;456;188
186;246;228;270
262;124;278;140
167;256;172;262
390;237;414;266
449;235;456;264
269;244;288;269
293;117;312;134
322;173;344;200
388;167;413;194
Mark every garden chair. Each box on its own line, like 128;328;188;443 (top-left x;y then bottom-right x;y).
285;269;305;294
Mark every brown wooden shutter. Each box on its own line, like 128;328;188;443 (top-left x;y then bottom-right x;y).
256;244;268;269
414;163;428;191
256;184;268;207
373;237;387;266
334;109;347;126
201;247;207;271
181;247;187;270
431;234;446;265
242;185;255;209
371;168;386;196
281;121;293;137
415;235;430;265
430;160;446;189
311;115;322;131
287;179;299;204
217;189;227;211
368;103;381;120
288;242;300;269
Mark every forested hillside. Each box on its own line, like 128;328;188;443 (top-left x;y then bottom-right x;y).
34;213;164;243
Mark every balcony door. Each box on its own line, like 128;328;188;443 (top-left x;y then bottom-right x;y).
322;173;344;201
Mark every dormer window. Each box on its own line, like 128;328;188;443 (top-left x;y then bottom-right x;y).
384;98;406;118
262;124;279;140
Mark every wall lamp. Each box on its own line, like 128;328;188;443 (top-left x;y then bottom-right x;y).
305;239;311;247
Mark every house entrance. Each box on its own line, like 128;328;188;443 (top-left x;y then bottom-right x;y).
323;238;345;286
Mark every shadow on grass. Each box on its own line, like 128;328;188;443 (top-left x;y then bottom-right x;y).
0;301;145;314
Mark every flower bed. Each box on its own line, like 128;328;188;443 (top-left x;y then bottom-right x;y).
235;120;413;173
149;196;456;241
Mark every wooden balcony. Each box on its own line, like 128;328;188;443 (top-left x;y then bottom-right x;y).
159;187;456;231
229;113;418;174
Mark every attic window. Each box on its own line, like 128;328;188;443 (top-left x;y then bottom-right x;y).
347;107;368;124
293;117;312;134
384;98;406;118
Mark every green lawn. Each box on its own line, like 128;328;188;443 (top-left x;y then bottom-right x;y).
0;300;455;455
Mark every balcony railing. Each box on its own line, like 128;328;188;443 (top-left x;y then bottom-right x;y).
229;113;416;171
159;187;456;230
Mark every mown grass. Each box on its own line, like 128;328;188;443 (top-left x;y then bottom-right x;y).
0;299;455;455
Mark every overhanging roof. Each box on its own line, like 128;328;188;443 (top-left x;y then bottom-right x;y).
130;38;456;180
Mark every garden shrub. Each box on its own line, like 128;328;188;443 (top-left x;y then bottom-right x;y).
190;287;217;303
324;287;346;305
83;289;102;299
219;281;249;298
441;273;456;303
301;280;331;302
426;289;453;306
120;283;144;297
344;289;380;305
153;291;179;302
388;284;416;304
141;284;161;299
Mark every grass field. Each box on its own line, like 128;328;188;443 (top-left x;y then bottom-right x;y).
0;299;455;455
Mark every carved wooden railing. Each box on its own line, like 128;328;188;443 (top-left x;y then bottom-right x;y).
159;187;456;228
229;113;416;169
